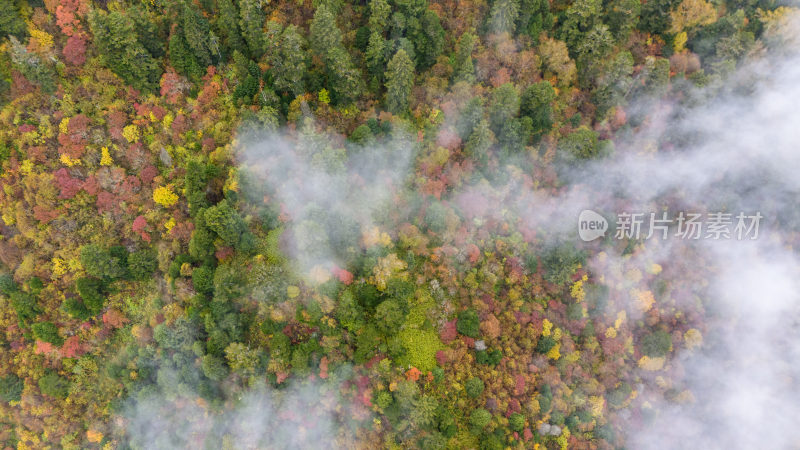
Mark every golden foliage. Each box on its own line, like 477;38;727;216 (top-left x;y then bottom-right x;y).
638;356;665;371
60;153;81;166
684;328;703;350
547;343;561;360
670;0;718;32
122;124;141;143
153;186;179;207
100;147;113;166
370;254;407;291
362;226;392;248
674;32;688;53
589;395;605;417
633;289;655;312
86;429;103;443
28;27;54;53
570;274;588;302
542;318;553;337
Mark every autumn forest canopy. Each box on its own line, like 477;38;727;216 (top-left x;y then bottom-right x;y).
0;0;797;448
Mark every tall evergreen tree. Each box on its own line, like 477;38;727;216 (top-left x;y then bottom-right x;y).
465;119;495;168
517;0;554;38
606;0;641;39
327;47;364;103
88;10;162;92
489;83;520;134
489;0;521;35
409;10;445;69
368;0;391;32
270;24;307;97
453;32;477;82
182;3;215;67
366;32;388;88
575;24;615;87
239;0;266;57
310;4;343;58
385;49;414;113
0;0;26;39
559;0;603;54
169;26;203;79
128;5;166;58
310;4;363;103
520;81;556;140
215;0;246;57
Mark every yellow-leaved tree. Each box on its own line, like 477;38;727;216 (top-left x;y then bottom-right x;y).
153;186;178;207
670;0;717;33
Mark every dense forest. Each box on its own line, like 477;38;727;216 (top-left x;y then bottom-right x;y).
0;0;795;448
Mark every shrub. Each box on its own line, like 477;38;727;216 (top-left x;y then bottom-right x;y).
374;299;405;336
75;277;105;314
465;377;485;398
509;412;525;432
26;276;43;293
10;291;39;325
480;434;503;450
191;265;215;296
0;374;23;403
397;328;443;372
608;382;632;408
457;309;480;338
536;336;557;354
421;432;447;449
538;384;553;413
128;249;158;280
213;262;247;301
38;371;69;398
560;126;600;159
374;390;393;410
641;329;672;357
0;273;17;295
424;201;449;233
540;244;585;285
204;199;253;251
32;322;63;346
80;244;127;279
469;408;492;429
169;254;193;279
437;407;457;437
201;354;229;381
